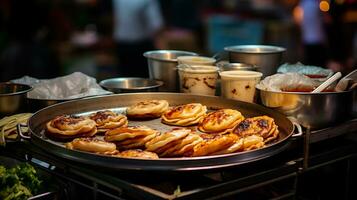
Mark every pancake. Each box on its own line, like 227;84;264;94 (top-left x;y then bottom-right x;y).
161;103;207;126
127;100;169;119
214;134;265;155
233;116;279;143
89;110;128;132
213;137;244;155
115;133;157;150
242;135;265;151
145;128;191;154
191;133;238;157
114;149;159;160
160;133;203;157
46;115;97;140
198;109;244;133
66;137;117;153
104;126;158;150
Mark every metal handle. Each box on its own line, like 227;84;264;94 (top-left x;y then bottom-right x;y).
17;123;31;140
288;117;303;137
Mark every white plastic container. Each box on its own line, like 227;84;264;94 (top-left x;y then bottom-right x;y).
178;65;219;95
220;71;263;102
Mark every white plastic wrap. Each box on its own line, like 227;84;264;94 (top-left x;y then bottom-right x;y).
256;73;318;92
277;63;333;82
11;72;112;99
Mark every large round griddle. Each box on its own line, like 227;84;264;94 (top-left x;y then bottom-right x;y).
27;93;295;172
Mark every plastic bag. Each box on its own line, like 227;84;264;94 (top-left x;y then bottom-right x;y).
277;62;333;82
256;73;319;92
11;72;112;99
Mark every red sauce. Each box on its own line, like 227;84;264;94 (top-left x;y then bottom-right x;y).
282;87;335;92
304;74;328;79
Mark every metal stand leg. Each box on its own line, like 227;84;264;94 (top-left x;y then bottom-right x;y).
303;128;311;170
345;159;351;200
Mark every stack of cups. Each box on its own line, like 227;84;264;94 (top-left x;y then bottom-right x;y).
219;71;263;103
177;56;218;96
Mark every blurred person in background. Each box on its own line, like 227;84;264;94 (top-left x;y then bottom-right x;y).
300;0;328;67
112;0;164;78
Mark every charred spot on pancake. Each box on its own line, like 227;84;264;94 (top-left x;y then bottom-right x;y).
258;119;268;128
236;120;251;132
90;111;110;121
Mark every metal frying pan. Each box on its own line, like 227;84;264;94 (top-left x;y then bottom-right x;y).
23;93;299;172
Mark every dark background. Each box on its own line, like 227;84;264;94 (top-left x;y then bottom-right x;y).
0;0;356;81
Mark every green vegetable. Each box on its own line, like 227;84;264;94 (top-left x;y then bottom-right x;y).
0;163;42;200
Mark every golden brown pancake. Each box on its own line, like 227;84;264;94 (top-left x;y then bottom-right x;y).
89;110;128;132
46;115;97;140
242;135;265;151
66;137;117;153
198;109;244;133
191;133;238;157
114;149;159;160
160;133;203;157
104;126;158;150
145;128;191;155
161;103;207;126
233;116;279;143
126;100;169;119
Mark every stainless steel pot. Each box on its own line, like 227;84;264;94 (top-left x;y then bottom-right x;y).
224;45;286;77
99;77;163;93
0;83;32;116
144;50;198;92
258;88;356;129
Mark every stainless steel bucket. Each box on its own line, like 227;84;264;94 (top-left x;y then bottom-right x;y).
144;50;198;92
224;45;286;77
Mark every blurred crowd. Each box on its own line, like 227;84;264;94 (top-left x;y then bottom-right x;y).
0;0;356;81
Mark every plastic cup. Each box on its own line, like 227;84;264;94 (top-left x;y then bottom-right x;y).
178;65;219;95
220;71;263;102
177;56;216;66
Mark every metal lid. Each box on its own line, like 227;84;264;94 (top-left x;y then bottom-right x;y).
143;50;198;62
224;45;286;54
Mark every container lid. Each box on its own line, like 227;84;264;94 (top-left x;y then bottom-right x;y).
220;71;263;80
177;56;216;65
177;65;219;74
220;63;258;71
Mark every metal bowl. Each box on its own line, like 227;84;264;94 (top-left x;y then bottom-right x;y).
0;83;32;116
224;45;286;77
100;77;163;93
257;88;356;129
144;50;198;92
